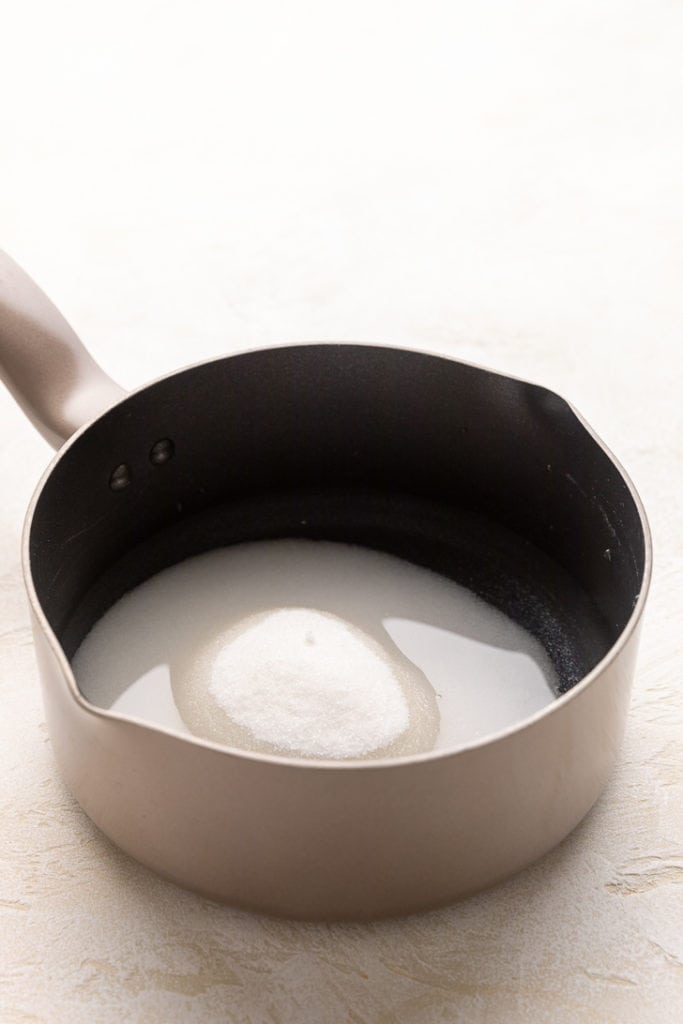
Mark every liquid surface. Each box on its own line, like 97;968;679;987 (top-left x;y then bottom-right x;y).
72;540;559;760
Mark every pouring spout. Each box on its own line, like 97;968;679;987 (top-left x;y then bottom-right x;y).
0;250;125;449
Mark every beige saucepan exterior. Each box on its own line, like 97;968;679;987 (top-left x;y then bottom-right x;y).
1;250;651;919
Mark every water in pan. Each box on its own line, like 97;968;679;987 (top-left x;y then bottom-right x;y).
71;539;559;760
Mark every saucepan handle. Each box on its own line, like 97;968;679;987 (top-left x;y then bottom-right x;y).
0;249;125;449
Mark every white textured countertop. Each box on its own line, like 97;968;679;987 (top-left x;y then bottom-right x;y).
1;2;681;1021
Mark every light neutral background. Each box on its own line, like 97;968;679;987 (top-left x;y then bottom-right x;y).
1;2;681;1021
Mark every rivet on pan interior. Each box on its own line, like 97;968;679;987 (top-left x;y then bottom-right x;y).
109;463;132;491
150;438;175;465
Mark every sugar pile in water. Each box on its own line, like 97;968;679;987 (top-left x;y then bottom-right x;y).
174;607;439;759
72;539;559;760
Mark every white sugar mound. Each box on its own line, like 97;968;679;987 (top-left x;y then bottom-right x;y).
207;609;409;758
174;605;440;760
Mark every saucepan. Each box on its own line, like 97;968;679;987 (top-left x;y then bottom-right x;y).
0;249;651;920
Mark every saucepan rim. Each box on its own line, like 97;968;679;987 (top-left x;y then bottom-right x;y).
21;340;653;771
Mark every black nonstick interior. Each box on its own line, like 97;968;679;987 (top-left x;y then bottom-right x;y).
28;345;646;694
